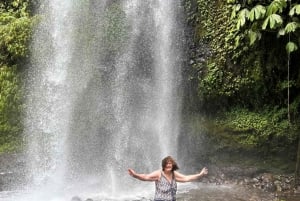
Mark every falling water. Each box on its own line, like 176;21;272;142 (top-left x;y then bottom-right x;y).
17;0;183;200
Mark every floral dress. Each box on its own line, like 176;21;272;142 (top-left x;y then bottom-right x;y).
154;171;177;201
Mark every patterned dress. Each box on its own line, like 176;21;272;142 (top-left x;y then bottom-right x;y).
154;171;177;201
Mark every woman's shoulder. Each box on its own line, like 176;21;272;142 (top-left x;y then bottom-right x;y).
152;169;162;177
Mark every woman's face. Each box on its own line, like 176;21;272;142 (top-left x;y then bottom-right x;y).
164;161;173;171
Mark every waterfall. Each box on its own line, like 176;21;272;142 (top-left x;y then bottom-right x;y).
22;0;184;200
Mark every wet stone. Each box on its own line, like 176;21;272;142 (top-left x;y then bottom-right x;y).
71;196;82;201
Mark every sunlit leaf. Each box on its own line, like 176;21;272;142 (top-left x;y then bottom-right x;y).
262;14;283;29
248;30;261;45
266;0;287;16
277;28;285;37
227;0;235;3
237;8;249;29
231;4;241;19
227;0;237;4
249;5;266;21
289;4;300;16
286;41;298;53
285;22;300;33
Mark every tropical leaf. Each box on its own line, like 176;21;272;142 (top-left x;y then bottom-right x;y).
248;29;261;45
277;28;285;37
237;8;249;29
262;14;283;29
285;22;300;33
286;41;298;53
227;0;237;3
266;0;287;16
249;5;266;21
289;4;300;16
231;4;241;19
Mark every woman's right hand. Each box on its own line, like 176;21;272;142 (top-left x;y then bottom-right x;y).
128;168;136;177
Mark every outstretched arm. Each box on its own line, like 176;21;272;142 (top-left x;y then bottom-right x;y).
174;167;208;182
128;168;160;181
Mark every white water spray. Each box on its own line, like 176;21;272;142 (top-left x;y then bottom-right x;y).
18;0;183;200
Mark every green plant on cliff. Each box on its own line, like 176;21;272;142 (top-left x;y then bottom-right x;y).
186;0;265;111
0;0;34;65
0;66;23;153
185;0;300;167
187;0;300;112
0;0;35;152
229;0;300;182
216;107;298;152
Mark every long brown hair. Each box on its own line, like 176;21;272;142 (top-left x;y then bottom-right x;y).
162;156;179;171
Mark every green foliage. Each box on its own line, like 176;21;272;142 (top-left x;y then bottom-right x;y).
231;0;300;51
186;0;261;107
284;22;300;34
0;0;34;153
237;8;249;29
286;41;298;53
185;0;300;113
262;14;283;29
249;5;266;22
185;1;300;160
289;4;300;16
216;107;299;151
0;1;35;65
0;66;23;153
266;0;287;16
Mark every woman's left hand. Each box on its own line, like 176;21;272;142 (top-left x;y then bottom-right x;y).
200;167;208;176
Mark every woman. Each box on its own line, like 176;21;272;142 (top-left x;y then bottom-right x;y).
128;156;208;201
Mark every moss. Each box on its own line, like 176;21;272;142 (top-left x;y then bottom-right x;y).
184;112;298;173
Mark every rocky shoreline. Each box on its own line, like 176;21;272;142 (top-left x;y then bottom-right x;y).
201;165;300;200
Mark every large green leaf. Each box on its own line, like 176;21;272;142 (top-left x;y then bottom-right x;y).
266;0;287;16
227;0;237;3
249;5;266;21
237;8;249;29
286;41;298;53
289;4;300;16
248;29;261;45
262;14;283;29
285;22;300;33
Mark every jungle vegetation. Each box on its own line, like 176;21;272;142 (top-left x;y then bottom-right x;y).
0;0;36;152
184;0;300;181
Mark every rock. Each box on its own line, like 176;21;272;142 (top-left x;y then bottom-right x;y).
71;196;82;201
261;173;274;183
264;182;276;192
